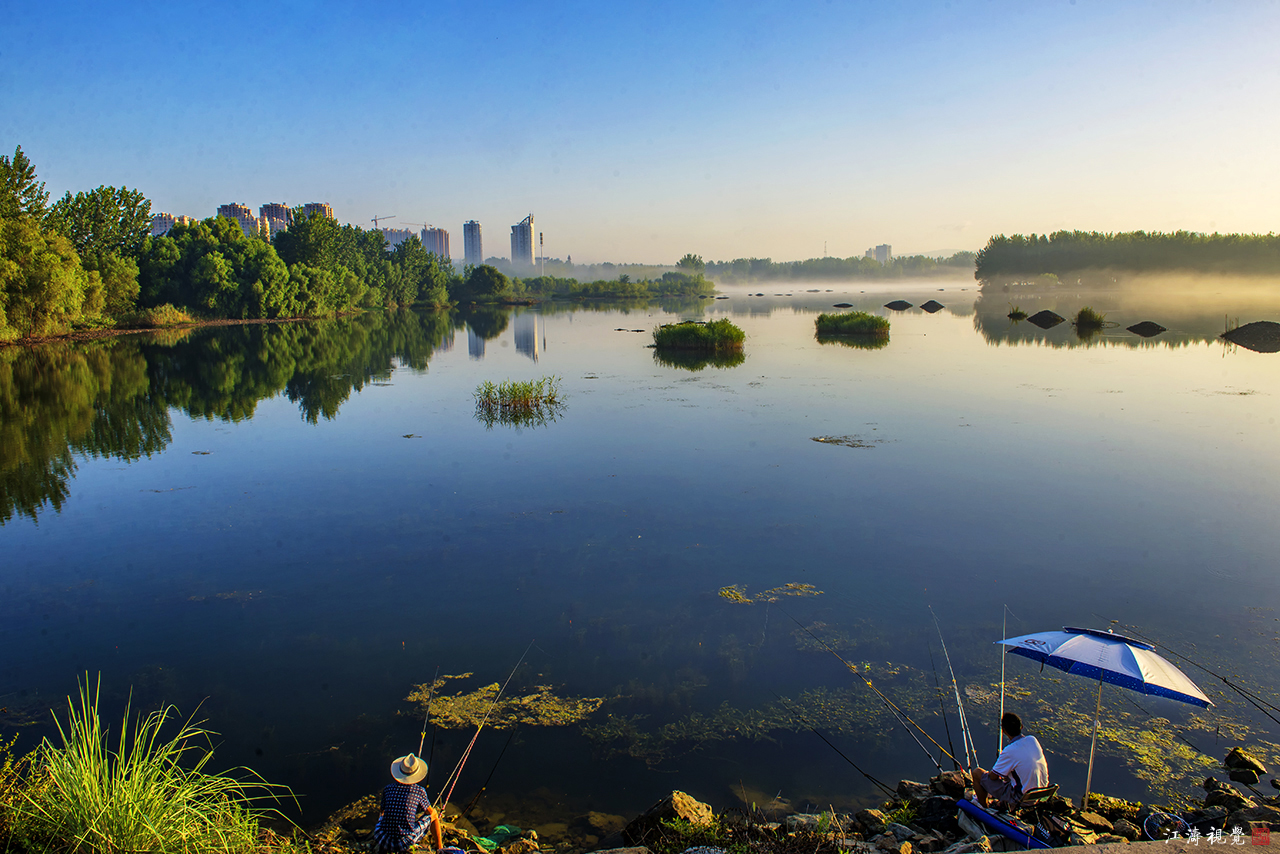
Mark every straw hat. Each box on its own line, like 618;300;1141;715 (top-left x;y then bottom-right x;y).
390;753;428;784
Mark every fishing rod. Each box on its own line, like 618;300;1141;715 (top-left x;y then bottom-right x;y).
1116;622;1280;729
768;688;896;797
930;606;977;772
418;665;441;758
927;638;960;771
998;606;1008;758
461;724;518;818
780;606;954;772
434;641;535;811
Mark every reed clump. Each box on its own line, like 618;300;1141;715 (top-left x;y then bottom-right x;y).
1075;306;1106;330
5;677;291;854
813;311;890;338
474;376;565;428
1008;305;1028;321
652;319;745;351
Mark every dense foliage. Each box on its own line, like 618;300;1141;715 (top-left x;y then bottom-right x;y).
814;311;890;337
652;318;745;351
705;252;975;283
974;231;1280;280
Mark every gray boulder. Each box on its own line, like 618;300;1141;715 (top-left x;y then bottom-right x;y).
1225;747;1268;775
622;791;712;846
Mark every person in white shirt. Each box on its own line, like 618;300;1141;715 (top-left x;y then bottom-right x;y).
971;712;1049;809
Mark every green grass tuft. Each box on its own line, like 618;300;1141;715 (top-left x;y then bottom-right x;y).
1075;306;1106;329
10;676;291;854
652;319;745;351
474;376;566;428
1008;305;1028;321
814;311;890;337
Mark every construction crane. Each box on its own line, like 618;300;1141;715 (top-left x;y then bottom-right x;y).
371;214;397;228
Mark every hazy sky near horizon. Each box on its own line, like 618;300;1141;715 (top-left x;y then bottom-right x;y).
4;1;1278;264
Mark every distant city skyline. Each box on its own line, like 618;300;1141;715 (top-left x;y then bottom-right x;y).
9;2;1277;264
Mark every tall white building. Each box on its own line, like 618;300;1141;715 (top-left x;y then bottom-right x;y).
510;214;534;269
422;227;450;259
463;221;483;266
381;227;415;248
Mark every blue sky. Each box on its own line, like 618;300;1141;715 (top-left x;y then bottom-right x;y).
4;1;1278;263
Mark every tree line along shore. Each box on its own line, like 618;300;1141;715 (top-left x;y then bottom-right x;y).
0;147;716;344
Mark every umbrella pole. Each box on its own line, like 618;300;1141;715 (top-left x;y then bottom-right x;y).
1083;676;1104;810
998;606;1007;759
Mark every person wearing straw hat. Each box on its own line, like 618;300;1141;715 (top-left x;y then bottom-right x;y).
373;753;443;853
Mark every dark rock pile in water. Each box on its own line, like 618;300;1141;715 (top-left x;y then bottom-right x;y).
1221;321;1280;353
1127;321;1167;338
1026;310;1065;329
884;300;913;311
920;300;945;313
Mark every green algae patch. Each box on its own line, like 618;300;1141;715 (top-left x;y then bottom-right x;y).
718;582;822;604
407;676;607;730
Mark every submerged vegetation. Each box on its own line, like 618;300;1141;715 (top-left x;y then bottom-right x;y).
813;311;890;338
0;678;290;854
652;319;745;352
473;376;565;428
407;675;606;729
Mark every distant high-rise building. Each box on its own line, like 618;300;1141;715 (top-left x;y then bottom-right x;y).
217;203;261;239
510;214;534;269
874;244;892;264
150;213;197;236
259;203;292;226
422;227;450;259
463;221;483;266
380;227;415;248
301;202;334;220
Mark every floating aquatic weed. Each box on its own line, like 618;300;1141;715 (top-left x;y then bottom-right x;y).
407;675;606;730
473;376;566;429
810;435;885;449
717;583;822;605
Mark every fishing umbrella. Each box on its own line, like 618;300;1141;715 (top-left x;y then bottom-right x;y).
997;626;1212;807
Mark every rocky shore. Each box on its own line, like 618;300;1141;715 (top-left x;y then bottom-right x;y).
304;748;1280;854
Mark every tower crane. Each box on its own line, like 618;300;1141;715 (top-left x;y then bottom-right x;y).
371;214;397;228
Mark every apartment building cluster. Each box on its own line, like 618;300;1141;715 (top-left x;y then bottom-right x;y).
865;244;893;264
150;202;335;239
149;204;543;270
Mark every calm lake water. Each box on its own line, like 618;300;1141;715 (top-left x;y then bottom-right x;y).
3;277;1279;827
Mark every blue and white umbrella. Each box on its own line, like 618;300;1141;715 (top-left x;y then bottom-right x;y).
997;626;1212;806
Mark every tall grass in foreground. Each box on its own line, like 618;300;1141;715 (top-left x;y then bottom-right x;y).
813;311;890;337
652;319;745;351
474;376;565;428
14;677;289;854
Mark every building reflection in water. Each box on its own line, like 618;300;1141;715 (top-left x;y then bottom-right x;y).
467;327;485;360
513;311;545;362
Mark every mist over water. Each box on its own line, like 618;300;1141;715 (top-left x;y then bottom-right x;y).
2;277;1278;825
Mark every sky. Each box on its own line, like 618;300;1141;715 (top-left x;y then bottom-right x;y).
4;1;1278;264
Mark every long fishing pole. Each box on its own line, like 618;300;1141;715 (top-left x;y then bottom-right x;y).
434;641;535;811
768;689;896;797
998;605;1008;758
930;606;977;772
780;606;954;771
461;725;518;818
1116;622;1280;728
418;665;441;758
927;638;959;771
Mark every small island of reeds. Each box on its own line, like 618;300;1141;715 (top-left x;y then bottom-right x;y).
474;377;565;428
652;319;745;352
814;311;890;338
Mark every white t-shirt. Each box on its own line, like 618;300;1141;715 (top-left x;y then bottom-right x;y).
992;734;1049;791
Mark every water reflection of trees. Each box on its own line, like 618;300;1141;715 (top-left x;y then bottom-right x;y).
1;309;456;524
652;349;746;371
815;334;890;351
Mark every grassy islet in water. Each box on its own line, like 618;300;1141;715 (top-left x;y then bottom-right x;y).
652;319;745;351
474;376;565;428
813;311;890;337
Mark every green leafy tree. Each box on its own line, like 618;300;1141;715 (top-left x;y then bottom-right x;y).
676;253;705;273
0;216;97;338
46;186;152;260
0;146;49;220
457;264;511;302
